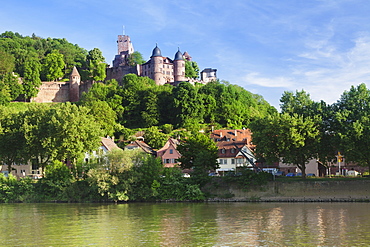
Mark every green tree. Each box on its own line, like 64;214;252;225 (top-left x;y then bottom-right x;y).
185;60;199;79
127;51;145;66
42;50;65;81
173;82;203;128
82;100;117;137
143;126;168;149
2;72;23;101
23;54;42;99
0;110;27;173
334;83;370;171
0;50;15;75
50;103;103;168
177;133;219;186
250;113;320;178
87;48;106;82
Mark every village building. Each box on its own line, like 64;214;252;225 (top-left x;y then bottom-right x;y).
156;138;181;168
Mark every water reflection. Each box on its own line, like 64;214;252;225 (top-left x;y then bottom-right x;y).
1;202;370;246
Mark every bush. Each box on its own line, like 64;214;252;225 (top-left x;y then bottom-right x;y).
223;168;273;189
0;174;34;202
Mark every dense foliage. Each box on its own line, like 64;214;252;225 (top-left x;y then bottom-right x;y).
80;74;276;130
0;31;106;102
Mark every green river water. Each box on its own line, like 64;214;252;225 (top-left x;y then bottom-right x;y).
1;202;370;246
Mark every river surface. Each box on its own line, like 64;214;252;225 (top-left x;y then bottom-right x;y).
1;202;370;246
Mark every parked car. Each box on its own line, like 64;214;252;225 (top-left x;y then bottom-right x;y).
275;171;285;176
208;172;219;177
286;173;295;177
307;173;316;177
296;173;302;176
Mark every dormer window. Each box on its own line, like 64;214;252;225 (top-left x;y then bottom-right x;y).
169;149;173;154
221;149;226;154
231;148;235;154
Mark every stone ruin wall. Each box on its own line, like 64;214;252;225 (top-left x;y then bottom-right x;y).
106;66;138;84
32;81;92;103
33;82;70;103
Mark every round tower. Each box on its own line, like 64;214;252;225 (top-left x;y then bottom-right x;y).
151;44;163;85
173;48;185;82
69;66;81;102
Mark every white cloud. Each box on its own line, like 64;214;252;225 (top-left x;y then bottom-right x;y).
242;72;294;88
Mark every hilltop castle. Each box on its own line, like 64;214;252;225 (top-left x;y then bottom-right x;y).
32;34;217;103
106;35;217;85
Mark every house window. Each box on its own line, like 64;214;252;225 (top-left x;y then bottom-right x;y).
169;149;173;154
231;159;235;164
219;159;223;164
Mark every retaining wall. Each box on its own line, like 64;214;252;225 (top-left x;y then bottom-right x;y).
208;180;370;202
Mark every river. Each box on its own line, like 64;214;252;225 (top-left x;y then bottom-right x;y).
1;202;370;246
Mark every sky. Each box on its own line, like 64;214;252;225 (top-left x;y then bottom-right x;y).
1;0;370;109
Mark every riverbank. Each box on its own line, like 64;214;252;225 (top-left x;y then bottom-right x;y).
205;179;370;202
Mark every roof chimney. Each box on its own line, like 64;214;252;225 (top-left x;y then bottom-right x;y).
235;130;237;137
220;131;223;138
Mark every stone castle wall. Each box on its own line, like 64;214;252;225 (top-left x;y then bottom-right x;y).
33;82;71;103
106;66;138;83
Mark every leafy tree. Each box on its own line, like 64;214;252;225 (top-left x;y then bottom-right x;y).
185;60;199;79
250;113;320;178
0;81;12;105
1;73;23;101
172;82;204;128
0;50;15;75
0;110;27;173
127;51;145;66
23;54;42;99
82;100;117;137
42;50;65;81
87;48;106;82
22;104;57;173
333;83;370;171
177;133;219;186
50;103;103;168
143;126;168;149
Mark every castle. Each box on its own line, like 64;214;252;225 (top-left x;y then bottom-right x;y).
106;35;217;85
32;34;217;103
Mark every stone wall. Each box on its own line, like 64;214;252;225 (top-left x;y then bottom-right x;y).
33;82;70;103
106;66;138;83
207;180;370;202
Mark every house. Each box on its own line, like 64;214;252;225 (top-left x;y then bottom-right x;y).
0;161;42;179
124;140;156;156
84;136;120;163
157;138;181;167
216;141;256;174
211;129;257;174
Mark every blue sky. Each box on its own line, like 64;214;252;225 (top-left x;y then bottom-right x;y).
1;0;370;109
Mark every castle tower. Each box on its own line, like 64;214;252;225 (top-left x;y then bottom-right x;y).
113;35;134;67
151;44;164;85
69;66;81;102
173;48;185;82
